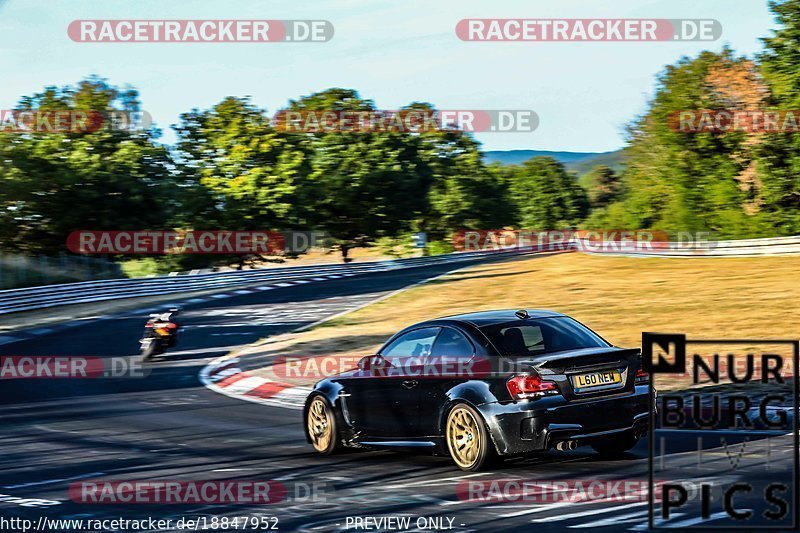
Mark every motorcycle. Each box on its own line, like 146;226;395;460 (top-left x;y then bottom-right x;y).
139;308;182;361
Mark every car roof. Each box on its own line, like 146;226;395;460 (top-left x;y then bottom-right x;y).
432;309;566;327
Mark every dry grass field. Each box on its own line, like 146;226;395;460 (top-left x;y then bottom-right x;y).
249;252;800;386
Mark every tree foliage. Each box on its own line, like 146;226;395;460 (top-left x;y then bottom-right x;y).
510;157;588;229
0;77;174;253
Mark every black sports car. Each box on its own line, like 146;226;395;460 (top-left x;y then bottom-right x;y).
303;309;650;470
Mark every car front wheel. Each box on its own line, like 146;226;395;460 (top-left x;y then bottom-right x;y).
445;403;494;471
306;395;339;455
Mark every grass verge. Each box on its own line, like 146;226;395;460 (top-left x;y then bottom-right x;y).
247;253;800;386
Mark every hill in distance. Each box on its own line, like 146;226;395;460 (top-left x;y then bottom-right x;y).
484;149;626;174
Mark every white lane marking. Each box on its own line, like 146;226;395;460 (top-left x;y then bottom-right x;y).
531;501;648;522
568;509;651;528
0;336;20;346
3;471;106;489
211;294;229;299
311;278;325;281
186;298;206;303
628;515;688;531
275;282;293;287
234;290;253;295
269;385;311;406
256;286;273;291
385;473;489;490
0;493;62;508
500;499;595;518
660;511;731;528
29;327;54;335
223;376;268;394
294;280;311;284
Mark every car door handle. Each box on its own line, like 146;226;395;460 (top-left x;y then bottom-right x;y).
402;380;418;389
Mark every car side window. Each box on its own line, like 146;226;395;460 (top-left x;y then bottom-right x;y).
381;327;440;358
430;328;474;358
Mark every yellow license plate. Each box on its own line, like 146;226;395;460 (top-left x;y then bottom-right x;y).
572;369;622;389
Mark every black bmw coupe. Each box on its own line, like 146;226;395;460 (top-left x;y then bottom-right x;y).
303;309;650;470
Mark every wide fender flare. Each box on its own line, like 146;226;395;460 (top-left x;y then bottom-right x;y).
439;381;503;454
303;381;347;443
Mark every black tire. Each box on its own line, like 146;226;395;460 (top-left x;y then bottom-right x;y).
591;432;640;456
445;403;497;471
140;341;158;362
306;395;340;455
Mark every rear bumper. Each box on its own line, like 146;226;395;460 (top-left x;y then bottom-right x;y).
477;385;651;455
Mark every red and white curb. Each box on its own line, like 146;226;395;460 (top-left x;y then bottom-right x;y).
198;262;489;410
199;355;311;410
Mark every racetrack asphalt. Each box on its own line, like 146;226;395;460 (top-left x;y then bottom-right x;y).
0;254;792;532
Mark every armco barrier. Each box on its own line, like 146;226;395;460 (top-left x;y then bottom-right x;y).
2;234;797;316
0;249;531;315
574;234;800;257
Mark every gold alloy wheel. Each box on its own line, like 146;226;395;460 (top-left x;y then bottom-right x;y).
446;406;483;469
307;397;333;453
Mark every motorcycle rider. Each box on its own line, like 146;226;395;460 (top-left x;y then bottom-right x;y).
140;306;183;359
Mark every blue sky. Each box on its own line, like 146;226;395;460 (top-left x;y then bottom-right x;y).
0;0;776;152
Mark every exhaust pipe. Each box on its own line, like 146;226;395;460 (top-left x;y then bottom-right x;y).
555;440;578;451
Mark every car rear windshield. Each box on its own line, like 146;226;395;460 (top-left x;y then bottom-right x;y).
479;317;609;356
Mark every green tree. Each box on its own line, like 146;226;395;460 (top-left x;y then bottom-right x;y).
509;156;588;229
601;50;770;237
580;165;623;209
284;90;425;260
757;0;800;234
0;77;174;254
174;96;312;233
421;134;516;238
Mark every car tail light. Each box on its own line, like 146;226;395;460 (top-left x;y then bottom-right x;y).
635;367;649;385
507;374;558;400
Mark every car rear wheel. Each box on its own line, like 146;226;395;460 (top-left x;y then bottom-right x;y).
306;396;339;455
591;432;640;456
446;404;494;471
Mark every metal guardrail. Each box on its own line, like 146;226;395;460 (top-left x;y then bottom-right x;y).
0;249;527;315
3;234;796;316
574;234;800;257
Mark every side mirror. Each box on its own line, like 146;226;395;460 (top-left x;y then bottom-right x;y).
358;355;381;370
